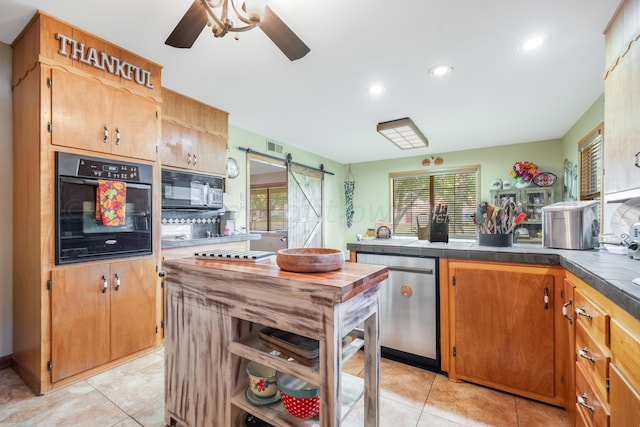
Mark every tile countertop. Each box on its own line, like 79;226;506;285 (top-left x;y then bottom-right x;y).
347;238;640;321
161;233;261;249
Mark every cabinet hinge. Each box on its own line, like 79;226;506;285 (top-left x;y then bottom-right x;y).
47;360;52;371
47;77;52;88
452;346;456;357
47;279;52;291
47;122;52;133
155;111;159;119
452;276;456;286
606;377;610;393
161;320;165;329
155;325;158;334
561;375;564;384
560;289;564;299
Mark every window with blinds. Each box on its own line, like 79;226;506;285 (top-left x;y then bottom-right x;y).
249;187;287;231
391;167;478;237
579;124;603;201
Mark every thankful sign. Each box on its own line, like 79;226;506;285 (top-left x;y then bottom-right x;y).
55;33;154;89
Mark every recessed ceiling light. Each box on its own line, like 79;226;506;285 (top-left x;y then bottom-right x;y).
428;65;453;77
519;35;545;51
367;84;385;95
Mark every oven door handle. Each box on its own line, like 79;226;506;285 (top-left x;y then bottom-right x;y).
388;265;434;275
60;176;150;189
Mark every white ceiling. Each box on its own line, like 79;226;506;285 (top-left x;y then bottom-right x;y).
0;0;621;165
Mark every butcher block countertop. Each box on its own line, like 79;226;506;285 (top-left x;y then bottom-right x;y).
161;256;388;304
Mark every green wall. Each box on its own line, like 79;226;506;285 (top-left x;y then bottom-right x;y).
225;126;345;250
227;95;605;253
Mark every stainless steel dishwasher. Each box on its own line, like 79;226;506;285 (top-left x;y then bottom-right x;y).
356;252;439;370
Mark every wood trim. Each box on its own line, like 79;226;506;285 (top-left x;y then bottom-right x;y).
0;355;11;370
439;257;449;373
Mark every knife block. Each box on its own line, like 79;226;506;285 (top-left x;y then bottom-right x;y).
430;221;449;243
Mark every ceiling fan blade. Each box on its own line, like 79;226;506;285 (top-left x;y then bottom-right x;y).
260;5;310;61
165;0;208;48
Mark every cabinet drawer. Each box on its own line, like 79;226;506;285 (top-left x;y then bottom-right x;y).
575;289;610;347
575;362;610;427
610;319;640;392
609;363;640;427
576;321;611;402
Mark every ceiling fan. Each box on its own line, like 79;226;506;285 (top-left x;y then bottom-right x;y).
165;0;310;61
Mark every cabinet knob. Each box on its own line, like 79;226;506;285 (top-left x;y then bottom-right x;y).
114;273;121;291
399;284;412;297
102;275;108;293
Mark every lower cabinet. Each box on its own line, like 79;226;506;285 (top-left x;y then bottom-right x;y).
51;257;157;382
567;272;640;426
445;260;566;406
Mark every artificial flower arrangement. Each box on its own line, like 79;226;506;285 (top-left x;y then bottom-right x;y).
509;161;540;182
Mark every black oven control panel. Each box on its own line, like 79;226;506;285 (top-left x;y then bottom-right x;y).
77;159;141;181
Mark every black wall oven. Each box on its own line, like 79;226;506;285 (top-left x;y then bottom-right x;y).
55;152;153;265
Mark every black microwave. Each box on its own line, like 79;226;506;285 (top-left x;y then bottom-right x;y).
161;169;224;210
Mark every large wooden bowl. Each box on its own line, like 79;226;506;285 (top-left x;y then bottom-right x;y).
276;248;344;273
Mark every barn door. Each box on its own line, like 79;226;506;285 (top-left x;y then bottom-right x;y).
287;164;324;248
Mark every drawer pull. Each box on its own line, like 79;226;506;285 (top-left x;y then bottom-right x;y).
576;307;593;320
102;275;108;293
577;393;595;413
562;299;573;323
578;347;595;363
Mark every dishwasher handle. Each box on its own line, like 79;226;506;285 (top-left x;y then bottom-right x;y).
388;265;434;275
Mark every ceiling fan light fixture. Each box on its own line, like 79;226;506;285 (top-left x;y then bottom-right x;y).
244;0;267;22
377;118;429;150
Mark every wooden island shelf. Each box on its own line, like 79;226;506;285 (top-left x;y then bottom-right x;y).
162;257;388;427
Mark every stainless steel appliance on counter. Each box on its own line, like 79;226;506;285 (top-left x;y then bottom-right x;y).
356;253;439;370
55;152;153;264
542;200;600;250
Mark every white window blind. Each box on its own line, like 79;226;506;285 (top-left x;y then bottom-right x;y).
392;168;478;237
579;126;602;201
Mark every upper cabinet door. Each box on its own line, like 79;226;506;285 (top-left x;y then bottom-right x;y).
51;69;115;154
603;2;640;201
160;120;227;175
51;69;158;161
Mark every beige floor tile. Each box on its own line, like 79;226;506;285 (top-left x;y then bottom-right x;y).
342;393;423;427
515;397;570;427
129;395;166;427
342;349;364;377
0;377;128;427
425;375;518;427
86;354;164;415
378;357;435;411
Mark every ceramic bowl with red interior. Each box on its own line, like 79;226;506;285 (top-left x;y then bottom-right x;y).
276;372;320;419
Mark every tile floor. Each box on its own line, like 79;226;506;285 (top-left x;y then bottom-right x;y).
0;348;569;427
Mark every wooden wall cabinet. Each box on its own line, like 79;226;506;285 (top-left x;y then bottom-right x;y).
11;12;163;394
50;69;159;161
445;260;567;406
603;0;640;201
50;258;157;382
160;88;228;175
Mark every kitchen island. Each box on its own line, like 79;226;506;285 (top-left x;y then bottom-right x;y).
162;256;388;427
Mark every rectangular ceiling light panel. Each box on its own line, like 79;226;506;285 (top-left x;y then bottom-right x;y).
377;118;429;150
